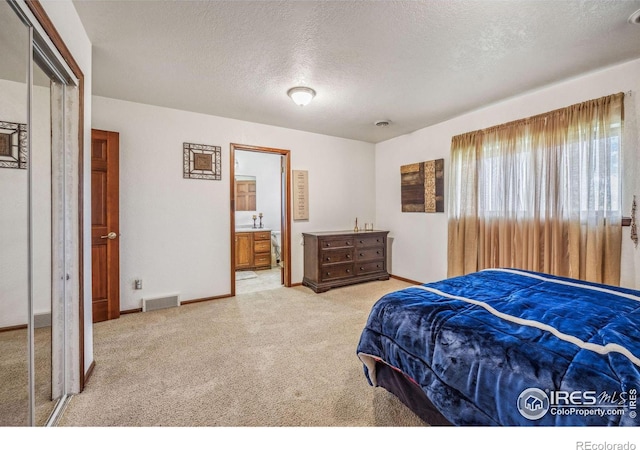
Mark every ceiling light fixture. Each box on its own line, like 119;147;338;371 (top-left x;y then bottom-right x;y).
629;8;640;24
287;86;316;106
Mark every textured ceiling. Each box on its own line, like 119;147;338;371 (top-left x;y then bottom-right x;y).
72;0;640;143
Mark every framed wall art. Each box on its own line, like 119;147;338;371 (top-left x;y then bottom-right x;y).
0;121;27;169
401;158;444;213
183;142;221;180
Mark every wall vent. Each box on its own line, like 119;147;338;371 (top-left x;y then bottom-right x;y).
142;294;180;312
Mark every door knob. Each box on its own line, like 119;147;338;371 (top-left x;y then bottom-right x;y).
101;231;117;240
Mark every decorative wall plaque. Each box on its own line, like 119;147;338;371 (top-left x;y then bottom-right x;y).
183;142;221;180
0;121;27;169
401;158;444;212
293;170;309;220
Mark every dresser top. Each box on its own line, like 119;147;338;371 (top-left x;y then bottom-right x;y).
302;230;388;237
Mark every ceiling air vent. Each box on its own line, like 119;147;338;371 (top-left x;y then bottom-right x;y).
374;120;391;127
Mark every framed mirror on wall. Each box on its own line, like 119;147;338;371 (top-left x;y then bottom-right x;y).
0;0;85;426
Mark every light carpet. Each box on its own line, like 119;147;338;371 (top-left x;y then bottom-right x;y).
1;326;59;426
57;279;426;427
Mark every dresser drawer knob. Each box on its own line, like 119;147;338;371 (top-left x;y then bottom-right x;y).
346;254;351;259
346;241;351;245
376;250;381;254
360;267;364;271
325;242;331;247
359;253;363;257
325;257;331;261
326;272;331;276
346;269;351;274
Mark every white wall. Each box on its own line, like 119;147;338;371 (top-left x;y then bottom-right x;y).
92;96;376;311
375;58;640;289
235;150;281;232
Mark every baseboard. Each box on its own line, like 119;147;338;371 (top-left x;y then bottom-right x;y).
0;324;27;333
181;293;233;305
1;313;57;331
84;360;96;387
121;293;233;315
390;274;423;285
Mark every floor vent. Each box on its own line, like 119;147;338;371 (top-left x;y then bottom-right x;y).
142;294;180;312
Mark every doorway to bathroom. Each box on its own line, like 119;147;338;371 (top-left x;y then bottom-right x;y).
230;144;291;295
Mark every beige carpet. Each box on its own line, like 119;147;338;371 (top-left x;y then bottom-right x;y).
58;279;427;427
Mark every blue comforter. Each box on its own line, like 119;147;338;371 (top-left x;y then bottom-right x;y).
356;269;640;426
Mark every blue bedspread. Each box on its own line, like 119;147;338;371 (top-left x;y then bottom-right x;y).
356;269;640;426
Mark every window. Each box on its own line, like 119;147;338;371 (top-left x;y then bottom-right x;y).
448;92;624;285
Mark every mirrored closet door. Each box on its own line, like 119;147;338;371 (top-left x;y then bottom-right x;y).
1;0;82;426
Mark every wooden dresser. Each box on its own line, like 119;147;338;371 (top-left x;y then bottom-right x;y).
235;230;272;270
302;230;389;293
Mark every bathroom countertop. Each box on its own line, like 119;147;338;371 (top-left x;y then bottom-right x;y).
235;228;271;233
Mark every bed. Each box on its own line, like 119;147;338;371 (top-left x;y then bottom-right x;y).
356;268;640;426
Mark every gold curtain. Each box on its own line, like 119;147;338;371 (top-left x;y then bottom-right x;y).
448;92;624;285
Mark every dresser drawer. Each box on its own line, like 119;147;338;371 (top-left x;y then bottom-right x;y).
355;247;384;261
254;231;271;241
320;263;354;281
254;239;271;253
356;261;385;275
355;235;386;248
320;248;354;264
319;237;354;249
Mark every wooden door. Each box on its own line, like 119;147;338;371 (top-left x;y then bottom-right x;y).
91;129;120;323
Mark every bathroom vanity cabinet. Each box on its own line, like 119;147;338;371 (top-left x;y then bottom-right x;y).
235;230;272;270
